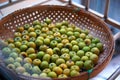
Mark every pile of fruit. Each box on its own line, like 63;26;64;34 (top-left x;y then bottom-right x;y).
1;18;103;78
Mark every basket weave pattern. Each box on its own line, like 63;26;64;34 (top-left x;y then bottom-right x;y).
0;5;114;80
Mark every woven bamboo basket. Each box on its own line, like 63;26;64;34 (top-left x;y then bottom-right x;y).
0;5;114;80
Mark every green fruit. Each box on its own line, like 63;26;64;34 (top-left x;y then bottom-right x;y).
46;35;54;40
72;45;79;52
70;70;80;77
23;63;32;71
22;35;29;41
74;27;81;32
73;32;80;38
34;25;41;30
60;53;70;61
47;71;57;78
37;51;45;59
12;48;21;53
58;74;68;78
35;29;41;35
28;53;37;60
75;61;84;68
89;43;96;48
80;33;86;39
15;57;23;63
5;57;14;64
41;27;49;33
64;43;72;50
54;32;61;37
29;37;36;42
28;27;35;32
2;47;11;56
29;32;37;38
96;42;103;52
91;47;100;55
78;42;86;49
84;60;94;70
24;24;30;30
50;40;58;48
57;43;64;49
67;31;73;36
67;27;73;31
40;61;49;69
40;73;48;78
84;38;91;45
46;48;53;56
66;60;74;68
43;68;51;74
23;72;30;76
14;37;22;42
71;40;78;45
62;20;68;26
61;34;68;39
32;66;41;74
13;62;21;68
14;32;22;37
54;37;61;43
81;56;89;61
62;39;69;44
69;51;76;57
68;24;75;29
49;63;57;70
22;30;28;35
33;59;41;66
85;52;93;57
26;48;35;55
33;20;41;26
39;45;48;51
44;38;50;45
42;54;51;62
60;28;66;34
16;66;26;73
27;42;36;49
52;27;59;33
37;36;44;41
92;38;100;43
53;47;61;55
51;54;59;62
76;38;84;42
21;40;28;45
82;46;90;52
32;74;39;78
20;45;28;51
63;68;70;76
56;22;62;29
41;22;48;27
68;36;76;41
35;39;43;46
70;65;80;71
61;48;69;54
56;58;65;66
8;43;15;48
77;50;85;57
48;23;55;29
9;52;18;59
71;55;80;62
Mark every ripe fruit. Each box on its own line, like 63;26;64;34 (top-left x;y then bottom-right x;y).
26;48;35;55
42;54;51;62
20;45;28;51
72;45;79;52
28;53;37;60
60;53;70;61
59;63;68;69
71;55;80;62
46;48;53;56
51;54;59;62
49;63;57;70
77;50;85;57
53;66;63;75
37;51;45;59
70;65;80;71
90;54;98;64
35;39;43;46
29;32;37;38
28;42;36;49
66;60;74;68
58;74;68;78
63;68;70;76
91;47;100;55
75;61;84;68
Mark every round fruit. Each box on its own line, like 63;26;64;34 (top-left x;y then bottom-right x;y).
56;58;65;66
84;60;94;70
53;66;63;75
70;70;80;77
37;51;45;59
16;66;26;74
58;74;68;78
33;59;41;66
40;61;49;69
47;71;57;78
63;68;70;76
